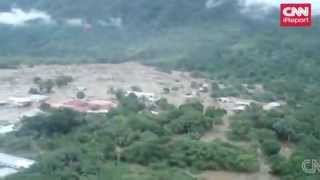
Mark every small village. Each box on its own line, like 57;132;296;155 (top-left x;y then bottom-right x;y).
0;63;284;178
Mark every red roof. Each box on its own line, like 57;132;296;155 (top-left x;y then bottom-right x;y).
55;99;117;113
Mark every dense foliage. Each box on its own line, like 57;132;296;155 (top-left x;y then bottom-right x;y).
0;96;251;180
0;0;319;179
229;104;320;179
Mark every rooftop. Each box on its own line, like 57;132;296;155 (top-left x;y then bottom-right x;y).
0;153;35;169
50;99;117;113
0;124;15;134
263;102;283;111
0;168;18;178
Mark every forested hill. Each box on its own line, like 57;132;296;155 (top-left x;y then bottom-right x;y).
0;0;317;59
0;0;261;57
0;0;319;87
0;0;319;88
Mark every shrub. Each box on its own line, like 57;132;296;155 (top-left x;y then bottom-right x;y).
169;139;259;172
179;100;204;112
205;106;227;118
29;87;40;94
18;109;84;137
33;77;42;84
76;91;86;99
261;139;281;156
230;120;252;141
131;86;142;92
163;87;170;94
55;75;74;87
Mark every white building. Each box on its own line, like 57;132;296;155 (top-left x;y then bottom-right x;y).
0;101;8;106
218;97;253;105
263;102;282;111
0;168;18;178
28;95;49;102
0;124;15;134
0;153;35;169
231;105;247;112
8;97;32;107
8;95;48;107
217;97;254;112
126;91;160;102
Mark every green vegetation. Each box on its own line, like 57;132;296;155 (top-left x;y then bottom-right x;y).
0;96;253;180
130;86;142;92
55;75;74;88
76;91;86;99
261;139;281;156
30;76;73;94
0;0;319;179
18;109;85;137
229;104;320;179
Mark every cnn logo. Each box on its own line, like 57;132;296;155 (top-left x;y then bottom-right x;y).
302;159;320;174
280;3;312;27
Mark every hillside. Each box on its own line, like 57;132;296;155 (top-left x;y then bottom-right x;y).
0;1;320;180
0;0;275;57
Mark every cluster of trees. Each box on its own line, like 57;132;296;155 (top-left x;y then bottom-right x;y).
124;138;258;172
18;108;85;137
0;95;256;180
29;75;73;94
229;102;320;179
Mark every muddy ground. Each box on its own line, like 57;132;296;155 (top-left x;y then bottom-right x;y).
0;62;214;122
0;62;285;180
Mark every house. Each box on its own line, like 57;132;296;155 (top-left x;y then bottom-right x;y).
263;102;282;111
0;124;15;134
50;99;117;113
0;101;8;106
28;95;49;103
234;99;252;106
76;86;87;92
151;111;160;115
87;100;117;111
0;168;18;178
0;153;35;169
184;92;194;99
231;105;247;112
8;97;32;107
217;97;232;103
217;97;252;105
59;100;89;112
7;95;48;107
199;83;209;93
126;91;160;102
217;97;254;112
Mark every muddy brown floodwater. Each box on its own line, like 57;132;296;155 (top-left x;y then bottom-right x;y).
0;62;215;122
200;170;278;180
0;63;285;180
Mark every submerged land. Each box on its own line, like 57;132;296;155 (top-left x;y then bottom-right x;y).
0;1;319;180
0;63;292;180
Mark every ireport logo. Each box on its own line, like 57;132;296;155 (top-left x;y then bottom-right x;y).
280;3;312;27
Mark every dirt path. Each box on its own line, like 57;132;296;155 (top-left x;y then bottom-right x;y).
200;112;279;180
199;170;278;180
201;114;230;142
0;63;216;123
